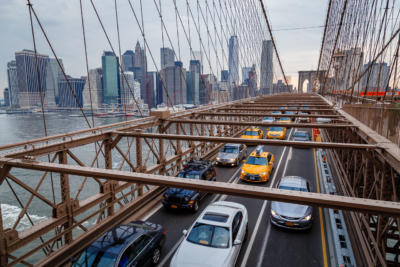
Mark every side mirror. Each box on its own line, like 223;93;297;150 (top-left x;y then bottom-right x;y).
183;229;188;236
242;160;246;163
233;239;242;246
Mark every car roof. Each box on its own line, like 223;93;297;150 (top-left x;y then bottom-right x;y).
197;201;245;227
245;127;260;131
182;160;212;174
249;151;270;157
223;143;241;148
89;222;153;254
279;176;307;189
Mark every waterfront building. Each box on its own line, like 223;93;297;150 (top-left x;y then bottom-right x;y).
122;50;135;72
160;48;175;69
102;51;121;106
7;60;19;107
15;49;49;108
260;40;273;94
58;76;86;107
82;68;103;109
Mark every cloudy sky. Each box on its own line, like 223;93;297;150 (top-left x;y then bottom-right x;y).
0;0;328;96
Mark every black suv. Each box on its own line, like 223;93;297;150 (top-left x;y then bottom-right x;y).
162;159;216;212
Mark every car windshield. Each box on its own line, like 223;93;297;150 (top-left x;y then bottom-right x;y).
272;111;281;114
244;130;258;136
263;117;273;120
222;146;239;153
178;172;200;179
269;127;283;131
279;185;308;192
294;132;308;138
73;247;117;267
280;117;290;121
246;156;267;166
187;223;230;248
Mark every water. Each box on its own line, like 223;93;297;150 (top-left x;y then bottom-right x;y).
0;112;128;229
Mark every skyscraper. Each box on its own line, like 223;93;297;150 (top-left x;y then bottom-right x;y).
15;49;49;108
362;62;390;92
334;48;363;93
242;67;252;85
102;51;121;106
122;50;135;72
82;68;103;109
58;76;86;107
145;71;159;108
160;48;175;69
221;70;229;82
160;61;187;106
187;60;201;104
260;40;273;94
228;36;239;87
3;88;10;107
7;60;19;107
45;58;63;107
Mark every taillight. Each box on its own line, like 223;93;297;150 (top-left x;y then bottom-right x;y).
162;228;166;235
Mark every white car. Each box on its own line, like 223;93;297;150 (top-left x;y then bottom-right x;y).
170;201;248;267
262;116;274;123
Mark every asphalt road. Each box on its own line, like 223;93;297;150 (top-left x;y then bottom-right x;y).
145;126;328;267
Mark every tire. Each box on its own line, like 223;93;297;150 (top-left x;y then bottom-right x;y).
192;200;199;212
151;247;161;265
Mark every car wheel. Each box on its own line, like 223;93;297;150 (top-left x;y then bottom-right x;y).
151;247;161;265
192;200;199;212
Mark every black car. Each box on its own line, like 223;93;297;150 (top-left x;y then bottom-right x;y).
72;221;166;267
163;159;216;212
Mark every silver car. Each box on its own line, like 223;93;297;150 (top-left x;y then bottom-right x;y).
270;176;313;230
216;144;247;167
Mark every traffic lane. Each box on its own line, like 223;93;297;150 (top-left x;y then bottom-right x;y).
253;146;325;267
149;163;242;265
150;146;258;266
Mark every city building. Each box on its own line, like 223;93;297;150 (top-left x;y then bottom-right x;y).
45;58;63;107
192;51;202;73
144;71;159;109
221;70;229;82
186;71;200;105
228;36;239;88
160;61;187;106
273;80;293;94
82;68;103;109
260;40;273;94
120;71;139;108
7;60;19;108
242;67;252;85
333;48;363;93
15;49;49;108
200;74;218;104
232;85;250;100
362;62;390;92
58;76;86;107
160;48;175;69
102;51;121;106
3;88;10;106
248;64;258;97
134;41;147;102
122;50;135;72
189;60;201;74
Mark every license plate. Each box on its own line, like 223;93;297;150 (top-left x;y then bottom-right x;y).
171;205;178;209
285;221;294;226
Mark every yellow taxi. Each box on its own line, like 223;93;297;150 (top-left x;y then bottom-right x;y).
240;146;274;182
266;126;286;140
241;127;263;140
279;117;291;124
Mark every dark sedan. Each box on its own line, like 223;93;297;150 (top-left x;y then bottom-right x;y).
292;131;311;142
72;221;166;267
270;176;313;230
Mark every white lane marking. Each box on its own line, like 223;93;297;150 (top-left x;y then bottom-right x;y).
142;203;163;221
157;236;184;267
256;223;271;267
240;127;295;267
282;146;292;177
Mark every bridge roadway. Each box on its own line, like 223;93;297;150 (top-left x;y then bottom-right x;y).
140;126;327;267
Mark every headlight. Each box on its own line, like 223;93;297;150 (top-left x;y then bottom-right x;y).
302;215;312;221
184;196;190;202
216;157;221;161
163;194;168;198
260;171;267;176
228;158;236;162
241;170;246;175
271;209;278;217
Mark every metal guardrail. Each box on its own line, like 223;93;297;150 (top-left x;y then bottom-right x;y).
317;149;357;267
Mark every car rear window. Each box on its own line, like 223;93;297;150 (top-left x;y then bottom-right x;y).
203;213;229;223
269;127;283;131
279;185;308;192
244;130;258;136
294;132;308;137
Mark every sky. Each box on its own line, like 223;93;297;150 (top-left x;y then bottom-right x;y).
0;0;328;96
